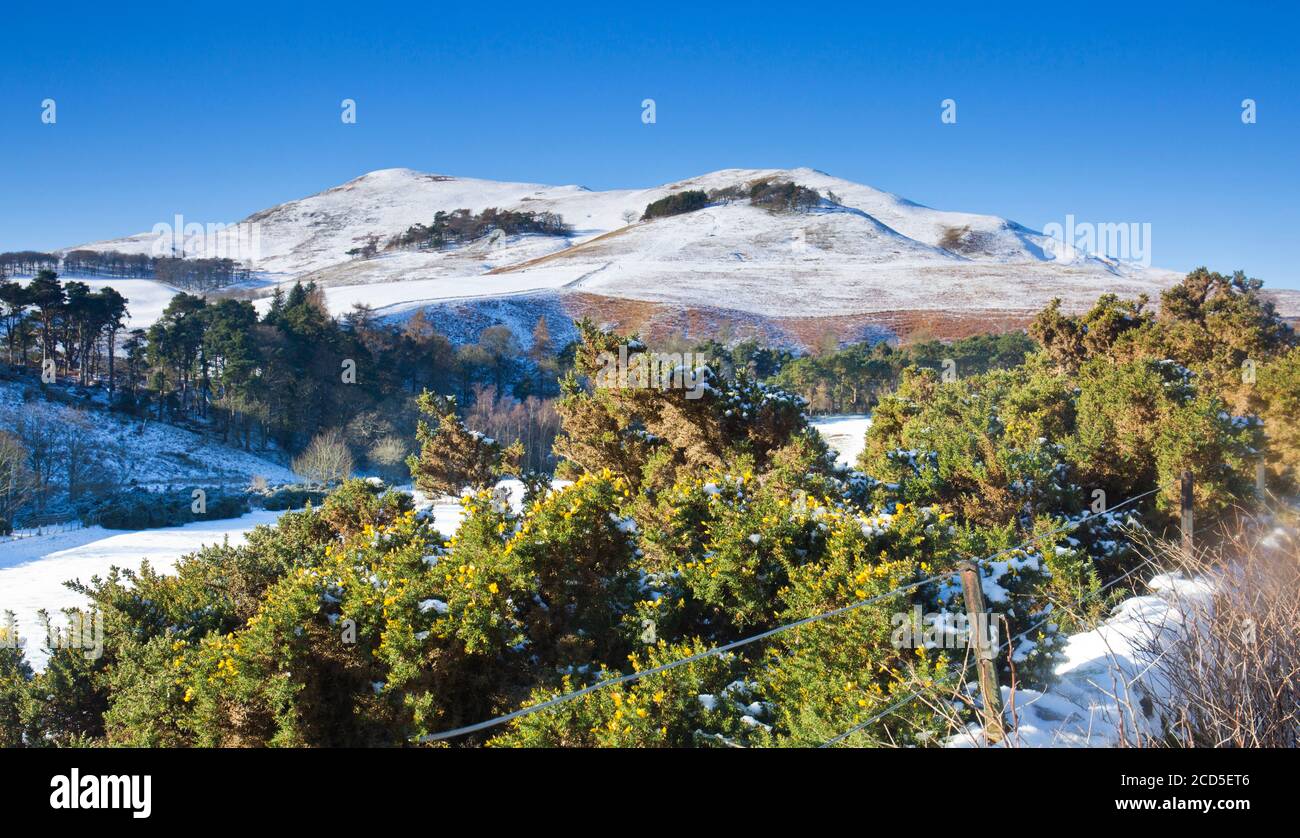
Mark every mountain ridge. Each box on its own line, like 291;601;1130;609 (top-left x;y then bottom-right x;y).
68;166;1188;347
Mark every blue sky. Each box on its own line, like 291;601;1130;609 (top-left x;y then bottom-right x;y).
3;1;1297;287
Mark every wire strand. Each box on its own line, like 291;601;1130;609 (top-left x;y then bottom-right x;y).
417;571;945;742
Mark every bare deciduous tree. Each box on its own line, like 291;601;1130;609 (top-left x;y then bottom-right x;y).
0;430;35;529
292;428;354;486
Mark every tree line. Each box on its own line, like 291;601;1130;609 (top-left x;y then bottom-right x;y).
0;271;128;388
1;250;252;292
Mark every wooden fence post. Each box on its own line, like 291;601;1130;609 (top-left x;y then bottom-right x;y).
958;560;1005;744
1256;463;1267;500
1180;470;1195;554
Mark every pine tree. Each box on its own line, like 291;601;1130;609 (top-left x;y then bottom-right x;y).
528;315;554;396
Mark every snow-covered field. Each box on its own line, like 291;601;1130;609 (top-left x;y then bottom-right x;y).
260;258;576;321
0;511;285;670
810;414;872;467
948;574;1216;748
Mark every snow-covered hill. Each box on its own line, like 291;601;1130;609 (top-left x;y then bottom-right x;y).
74;166;1183;340
0;380;297;503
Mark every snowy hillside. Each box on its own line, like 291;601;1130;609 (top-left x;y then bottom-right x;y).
72;167;1182;337
0;380;297;499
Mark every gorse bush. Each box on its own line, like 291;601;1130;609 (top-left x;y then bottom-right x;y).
868;270;1291;542
407;391;522;496
489;640;760;748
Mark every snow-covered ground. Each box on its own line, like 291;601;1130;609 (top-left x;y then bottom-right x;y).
259;259;576;321
947;574;1217;748
0;511;285;670
810;414;872;467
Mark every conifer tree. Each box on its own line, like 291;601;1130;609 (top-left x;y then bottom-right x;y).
528;315;554;397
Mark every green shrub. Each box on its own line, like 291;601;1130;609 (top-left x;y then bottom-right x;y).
641;190;709;220
1254;346;1300;490
86;489;249;530
0;619;32;747
487;640;760;748
749;180;820;212
256;484;329;511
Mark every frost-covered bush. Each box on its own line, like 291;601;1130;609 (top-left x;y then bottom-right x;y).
859;345;1263;591
43;474;647;746
859;360;1077;527
553;319;830;493
638;464;831;634
446;471;644;669
407;391;521;496
255;483;329;511
0;621;31;747
1068;357;1260;516
86;488;249;530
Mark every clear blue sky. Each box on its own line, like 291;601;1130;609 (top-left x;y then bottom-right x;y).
3;1;1297;287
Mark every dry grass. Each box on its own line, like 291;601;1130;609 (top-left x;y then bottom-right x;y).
1130;510;1300;747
